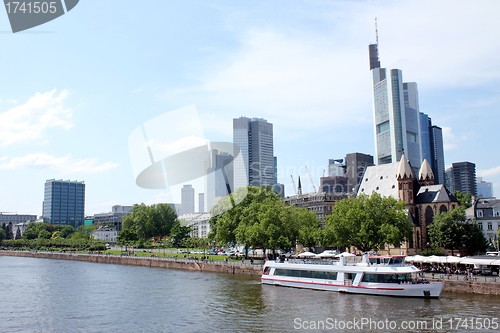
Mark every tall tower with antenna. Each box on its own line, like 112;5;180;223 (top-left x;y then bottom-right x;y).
368;17;380;70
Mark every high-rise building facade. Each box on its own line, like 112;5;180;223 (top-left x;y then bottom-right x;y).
204;149;233;211
198;193;205;213
180;184;195;215
42;179;85;228
445;162;477;196
233;117;274;189
344;152;374;193
369;42;445;178
429;124;445;185
477;177;494;198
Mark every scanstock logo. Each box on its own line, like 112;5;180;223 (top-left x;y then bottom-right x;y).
3;0;79;33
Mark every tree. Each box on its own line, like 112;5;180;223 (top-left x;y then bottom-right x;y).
169;220;191;248
294;208;322;250
58;225;75;238
0;228;6;245
454;190;472;209
463;222;488;255
428;207;468;255
121;203;177;240
5;222;14;240
324;193;412;252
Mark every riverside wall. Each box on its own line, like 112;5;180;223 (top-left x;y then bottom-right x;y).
2;251;500;295
0;251;262;276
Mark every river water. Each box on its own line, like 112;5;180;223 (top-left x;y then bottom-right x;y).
1;256;500;333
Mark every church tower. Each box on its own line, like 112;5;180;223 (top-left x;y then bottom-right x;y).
397;152;416;205
418;159;435;186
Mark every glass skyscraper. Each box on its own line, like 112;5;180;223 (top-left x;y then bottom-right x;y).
42;179;85;228
369;42;445;179
233;117;274;190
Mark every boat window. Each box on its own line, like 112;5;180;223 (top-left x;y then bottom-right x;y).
389;257;403;265
263;267;271;275
274;269;338;280
362;273;412;283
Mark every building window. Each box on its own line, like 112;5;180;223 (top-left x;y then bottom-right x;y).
478;222;483;230
488;222;493;231
477;210;483;218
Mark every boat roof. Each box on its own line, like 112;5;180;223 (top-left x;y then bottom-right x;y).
264;261;420;273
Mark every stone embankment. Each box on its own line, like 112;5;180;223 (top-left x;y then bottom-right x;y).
0;250;262;276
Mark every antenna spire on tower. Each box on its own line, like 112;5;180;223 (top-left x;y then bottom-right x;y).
375;17;379;45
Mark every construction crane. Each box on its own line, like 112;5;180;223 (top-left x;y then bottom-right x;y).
304;166;318;193
290;175;297;195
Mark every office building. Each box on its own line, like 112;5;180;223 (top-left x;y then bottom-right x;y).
42;179;85;228
369;41;445;177
198;193;205;213
445;162;477;196
429;124;445;185
204;149;233;211
344;153;374;193
233;117;274;189
477;177;494;198
93;205;132;231
180;184;195;215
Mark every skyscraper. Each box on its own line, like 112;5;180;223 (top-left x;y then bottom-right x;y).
429;124;445;185
204;149;233;211
180;184;195;215
198;193;205;213
42;179;85;228
477;177;494;198
233;117;274;190
445;162;477;196
369;39;445;177
344;152;374;193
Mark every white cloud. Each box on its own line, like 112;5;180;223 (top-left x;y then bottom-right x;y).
478;166;500;179
160;29;373;135
0;153;119;174
0;89;72;147
442;127;459;151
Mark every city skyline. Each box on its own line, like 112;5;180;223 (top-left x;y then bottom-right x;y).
1;1;500;216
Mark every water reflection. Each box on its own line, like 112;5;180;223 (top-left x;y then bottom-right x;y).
2;256;500;333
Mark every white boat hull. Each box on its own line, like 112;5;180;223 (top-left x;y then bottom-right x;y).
261;276;444;298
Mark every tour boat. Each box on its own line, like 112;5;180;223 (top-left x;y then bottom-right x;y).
261;254;444;298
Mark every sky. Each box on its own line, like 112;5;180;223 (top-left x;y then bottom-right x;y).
1;0;500;216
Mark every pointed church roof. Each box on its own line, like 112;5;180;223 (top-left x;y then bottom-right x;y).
397;152;414;179
418;159;434;181
297;176;302;189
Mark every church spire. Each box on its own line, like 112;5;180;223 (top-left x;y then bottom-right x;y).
418;158;435;186
297;176;302;196
397;151;414;180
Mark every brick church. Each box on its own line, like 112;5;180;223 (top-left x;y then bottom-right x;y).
357;152;458;255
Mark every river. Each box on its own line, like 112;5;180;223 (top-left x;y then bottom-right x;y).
1;256;499;332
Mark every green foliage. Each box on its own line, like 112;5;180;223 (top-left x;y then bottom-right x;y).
453;190;472;209
427;207;487;255
324;193;412;252
38;229;52;239
421;246;444;256
0;228;6;244
209;186;322;253
121;203;177;240
70;225;96;241
463;221;488;255
4;223;14;240
169;220;192;248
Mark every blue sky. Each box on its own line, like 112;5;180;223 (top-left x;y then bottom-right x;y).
1;0;499;216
